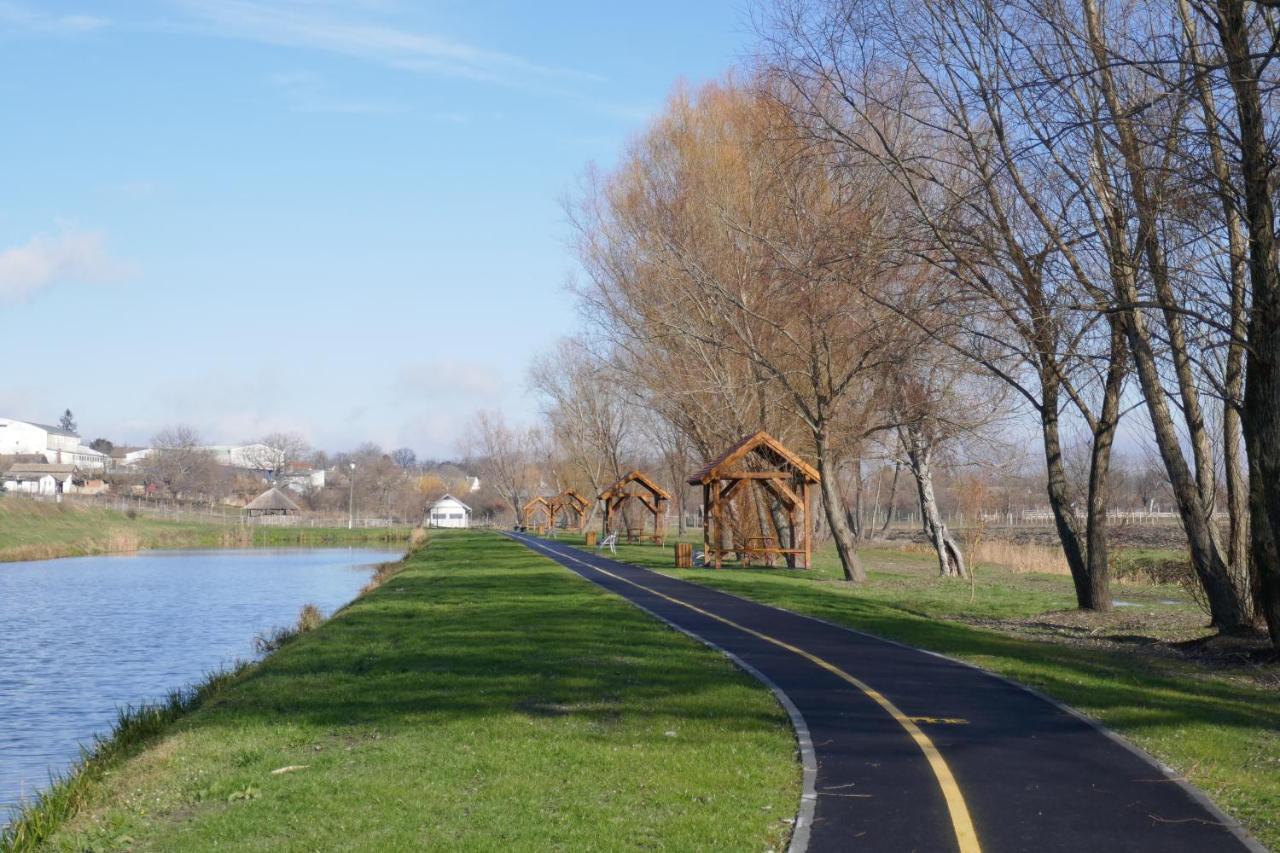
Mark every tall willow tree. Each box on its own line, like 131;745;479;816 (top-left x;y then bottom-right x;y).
570;78;919;582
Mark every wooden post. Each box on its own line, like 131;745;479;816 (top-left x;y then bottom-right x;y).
802;481;812;570
702;483;713;568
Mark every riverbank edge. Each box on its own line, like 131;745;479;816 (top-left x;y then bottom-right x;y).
0;524;415;565
0;542;419;852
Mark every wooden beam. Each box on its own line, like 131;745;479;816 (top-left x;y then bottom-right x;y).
719;479;746;501
759;476;801;509
718;471;791;480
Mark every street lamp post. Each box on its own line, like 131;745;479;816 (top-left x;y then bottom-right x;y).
348;462;356;530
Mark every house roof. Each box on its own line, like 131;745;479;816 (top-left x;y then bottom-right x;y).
27;422;78;438
688;431;821;485
600;470;673;501
4;463;76;480
244;487;302;512
431;494;472;512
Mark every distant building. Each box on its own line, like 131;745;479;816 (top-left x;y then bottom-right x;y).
279;461;325;493
3;463;78;496
426;494;472;528
0;418;108;470
243;487;302;517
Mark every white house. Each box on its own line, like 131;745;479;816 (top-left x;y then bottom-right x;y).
0;418;108;470
426;494;472;528
3;463;77;496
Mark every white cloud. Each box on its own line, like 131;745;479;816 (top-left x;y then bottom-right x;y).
0;229;132;303
170;0;601;86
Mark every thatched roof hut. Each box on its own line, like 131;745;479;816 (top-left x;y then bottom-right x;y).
244;486;301;517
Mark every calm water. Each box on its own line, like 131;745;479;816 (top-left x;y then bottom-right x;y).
0;547;397;818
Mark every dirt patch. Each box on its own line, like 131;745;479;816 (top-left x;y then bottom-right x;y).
961;607;1279;688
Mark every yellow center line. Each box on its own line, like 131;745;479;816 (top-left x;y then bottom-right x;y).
524;536;982;853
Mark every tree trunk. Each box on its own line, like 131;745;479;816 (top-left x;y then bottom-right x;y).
1213;0;1280;647
879;461;900;535
1083;0;1253;631
1039;375;1095;606
815;426;865;582
903;426;966;578
1074;319;1126;613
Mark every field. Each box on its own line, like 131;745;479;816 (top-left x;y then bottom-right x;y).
5;531;798;852
553;529;1280;849
0;499;410;562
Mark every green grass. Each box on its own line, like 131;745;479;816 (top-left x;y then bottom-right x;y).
0;499;410;562
553;531;1280;850
11;530;798;852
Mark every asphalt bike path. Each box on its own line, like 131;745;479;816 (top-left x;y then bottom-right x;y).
508;532;1261;853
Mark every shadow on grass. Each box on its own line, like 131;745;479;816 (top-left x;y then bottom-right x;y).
176;532;787;738
549;535;1279;738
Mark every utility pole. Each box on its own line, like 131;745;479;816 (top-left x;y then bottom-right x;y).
348;462;356;530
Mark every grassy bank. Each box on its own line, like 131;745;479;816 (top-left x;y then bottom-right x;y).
556;532;1280;850
0;499;410;562
7;530;797;851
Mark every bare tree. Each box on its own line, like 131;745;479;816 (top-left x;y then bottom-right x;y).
461;410;537;525
243;432;311;481
528;337;633;527
148;425;222;500
765;0;1131;609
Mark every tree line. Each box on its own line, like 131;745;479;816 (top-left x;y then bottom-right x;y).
468;0;1280;648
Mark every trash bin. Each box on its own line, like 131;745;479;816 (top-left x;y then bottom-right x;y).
674;542;693;568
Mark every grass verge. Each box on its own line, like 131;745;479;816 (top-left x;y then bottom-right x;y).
8;530;797;852
555;532;1280;850
0;499;411;563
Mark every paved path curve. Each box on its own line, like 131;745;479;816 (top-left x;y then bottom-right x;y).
508;533;1264;853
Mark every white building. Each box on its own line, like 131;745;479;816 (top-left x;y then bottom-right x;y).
426;494;472;528
279;465;325;493
201;444;275;470
3;463;77;496
0;418;108;470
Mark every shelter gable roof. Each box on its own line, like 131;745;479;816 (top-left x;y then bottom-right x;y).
688;431;820;485
600;470;673;501
244;487;301;512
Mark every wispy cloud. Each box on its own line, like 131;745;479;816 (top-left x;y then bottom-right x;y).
394;360;505;399
270;70;403;114
169;0;601;86
0;228;133;303
0;2;108;34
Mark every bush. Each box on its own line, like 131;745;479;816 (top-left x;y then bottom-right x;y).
253;603;325;654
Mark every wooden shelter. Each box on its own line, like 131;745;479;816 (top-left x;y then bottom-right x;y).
244;486;301;517
522;495;553;531
688;431;820;569
599;470;672;544
547;489;590;531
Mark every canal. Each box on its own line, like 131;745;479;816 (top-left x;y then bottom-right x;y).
0;547;397;819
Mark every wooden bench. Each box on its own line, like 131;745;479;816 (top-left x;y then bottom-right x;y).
706;541;806;568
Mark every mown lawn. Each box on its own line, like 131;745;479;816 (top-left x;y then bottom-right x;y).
555;531;1280;850
23;530;797;852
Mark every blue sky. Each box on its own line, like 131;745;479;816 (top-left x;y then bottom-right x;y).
0;0;750;456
